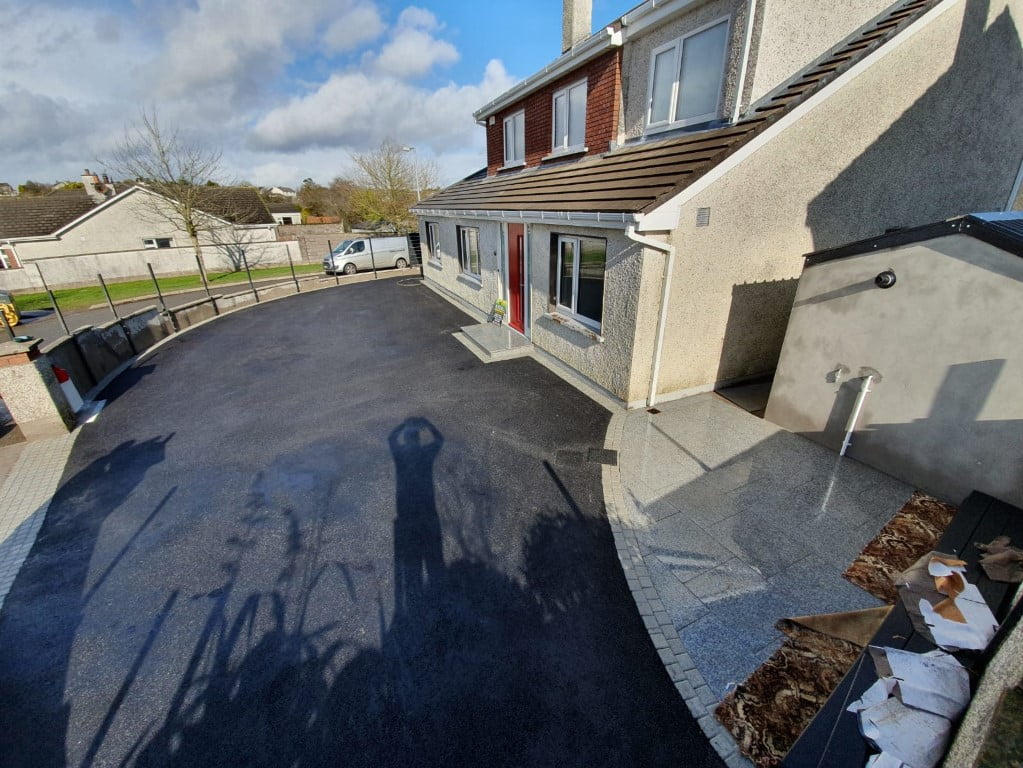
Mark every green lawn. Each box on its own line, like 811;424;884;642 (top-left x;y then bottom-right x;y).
17;264;324;312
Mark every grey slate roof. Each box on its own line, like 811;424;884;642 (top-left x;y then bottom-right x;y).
192;187;275;225
0;190;97;239
0;186;273;240
417;0;938;215
266;201;302;213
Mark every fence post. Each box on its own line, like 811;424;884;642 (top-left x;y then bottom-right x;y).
368;238;378;279
241;250;259;302
286;245;300;293
35;264;70;337
195;250;212;299
328;240;339;286
147;263;168;312
97;273;119;320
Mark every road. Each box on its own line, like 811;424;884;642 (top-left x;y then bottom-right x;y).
0;279;723;768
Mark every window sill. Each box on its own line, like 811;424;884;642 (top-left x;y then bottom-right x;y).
541;146;588;162
644;117;724;138
541;312;604;343
499;160;526;171
457;272;483;289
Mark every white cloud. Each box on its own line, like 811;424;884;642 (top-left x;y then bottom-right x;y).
395;6;441;31
322;4;386;54
374;28;459;79
250;59;515;155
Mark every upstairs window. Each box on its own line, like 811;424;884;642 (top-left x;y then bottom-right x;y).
551;79;587;154
647;18;729;131
143;237;173;249
503;111;525;166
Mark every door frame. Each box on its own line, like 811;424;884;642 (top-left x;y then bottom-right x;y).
503;222;530;338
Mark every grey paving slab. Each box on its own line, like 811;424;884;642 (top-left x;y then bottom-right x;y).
603;392;915;768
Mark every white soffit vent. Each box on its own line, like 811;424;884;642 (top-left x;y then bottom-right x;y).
696;207;711;227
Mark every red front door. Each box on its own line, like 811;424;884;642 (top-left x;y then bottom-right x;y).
508;223;525;333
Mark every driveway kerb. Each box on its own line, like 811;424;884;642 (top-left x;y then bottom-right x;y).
603;410;751;768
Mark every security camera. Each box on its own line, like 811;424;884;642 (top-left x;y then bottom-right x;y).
874;269;896;289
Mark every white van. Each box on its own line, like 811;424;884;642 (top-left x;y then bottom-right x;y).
323;237;411;275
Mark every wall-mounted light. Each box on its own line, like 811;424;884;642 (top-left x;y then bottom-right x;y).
874;269;897;289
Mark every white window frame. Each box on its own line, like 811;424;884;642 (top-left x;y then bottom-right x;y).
143;237;173;249
457;226;481;280
503;110;525;167
555;234;606;331
426;221;441;263
645;16;730;133
550;78;588;155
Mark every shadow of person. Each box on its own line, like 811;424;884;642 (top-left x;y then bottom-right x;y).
389;418;445;616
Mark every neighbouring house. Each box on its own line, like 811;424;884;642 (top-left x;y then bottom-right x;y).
765;212;1023;507
264;186;297;199
413;0;1023;408
0;184;15;197
0;171;296;290
266;201;303;226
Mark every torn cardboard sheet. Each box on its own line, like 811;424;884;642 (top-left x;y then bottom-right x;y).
867;647;969;720
976;536;1023;583
848;646;971;768
895;552;998;651
858;696;951;768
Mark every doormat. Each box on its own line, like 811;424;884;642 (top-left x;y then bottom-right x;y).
715;611;888;767
843;491;957;604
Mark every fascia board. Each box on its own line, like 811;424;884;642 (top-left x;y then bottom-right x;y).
473;27;621;121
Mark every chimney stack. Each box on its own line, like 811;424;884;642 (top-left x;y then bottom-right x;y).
562;0;592;52
81;168;112;203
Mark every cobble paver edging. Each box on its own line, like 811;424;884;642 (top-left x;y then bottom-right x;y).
0;430;79;611
602;411;752;768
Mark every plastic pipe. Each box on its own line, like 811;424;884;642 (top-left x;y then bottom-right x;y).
840;375;873;456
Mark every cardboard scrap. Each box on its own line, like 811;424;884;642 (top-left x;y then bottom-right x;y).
896;551;999;651
976;536;1023;583
859;696;951;768
848;647;971;768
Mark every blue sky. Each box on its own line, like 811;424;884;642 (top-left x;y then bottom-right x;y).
1;0;627;189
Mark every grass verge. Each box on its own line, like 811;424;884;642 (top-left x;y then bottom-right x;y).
17;264;324;312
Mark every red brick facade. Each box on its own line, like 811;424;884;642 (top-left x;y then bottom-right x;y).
485;49;622;177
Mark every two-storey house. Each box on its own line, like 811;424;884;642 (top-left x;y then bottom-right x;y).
414;0;1023;408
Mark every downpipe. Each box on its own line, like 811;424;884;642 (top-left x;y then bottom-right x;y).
840;368;880;456
625;226;675;408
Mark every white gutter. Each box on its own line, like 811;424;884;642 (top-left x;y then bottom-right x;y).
626;225;675;407
474;26;623;121
620;0;712;38
409;207;640;230
731;0;757;124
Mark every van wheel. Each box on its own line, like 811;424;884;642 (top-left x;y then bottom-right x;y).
395;258;408;269
343;263;357;275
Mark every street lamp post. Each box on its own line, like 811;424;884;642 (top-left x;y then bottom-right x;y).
401;145;421;203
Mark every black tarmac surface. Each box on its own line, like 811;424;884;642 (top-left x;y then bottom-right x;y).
0;279;723;768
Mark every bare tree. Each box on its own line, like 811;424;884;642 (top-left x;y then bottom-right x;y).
350;142;438;233
105;109;240;284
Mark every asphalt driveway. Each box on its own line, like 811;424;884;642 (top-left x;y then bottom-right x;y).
0;279;723;768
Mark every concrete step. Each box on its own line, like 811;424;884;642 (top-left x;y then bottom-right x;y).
454;323;532;363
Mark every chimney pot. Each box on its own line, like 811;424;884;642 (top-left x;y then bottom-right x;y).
562;0;592;52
